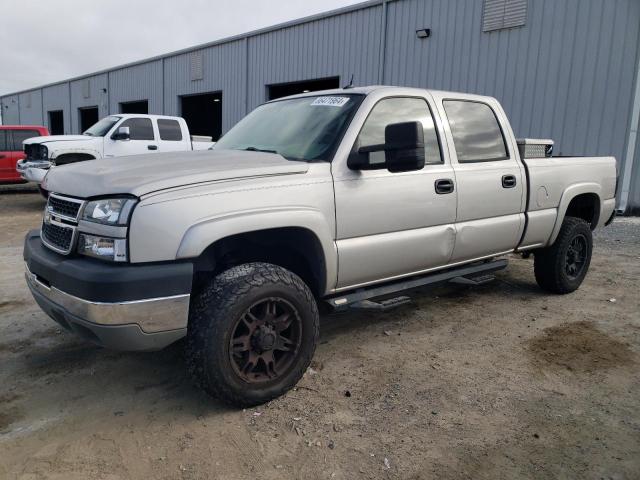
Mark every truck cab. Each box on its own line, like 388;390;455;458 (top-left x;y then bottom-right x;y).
0;125;49;183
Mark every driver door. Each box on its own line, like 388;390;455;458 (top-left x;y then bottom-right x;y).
332;96;457;289
104;117;158;157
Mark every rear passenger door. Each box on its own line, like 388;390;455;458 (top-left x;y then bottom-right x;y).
157;118;188;152
440;98;525;262
104;117;157;157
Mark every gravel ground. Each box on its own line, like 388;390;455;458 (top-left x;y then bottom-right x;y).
0;189;639;480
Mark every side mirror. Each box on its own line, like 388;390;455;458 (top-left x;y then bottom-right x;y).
384;121;425;173
112;126;130;141
347;121;425;172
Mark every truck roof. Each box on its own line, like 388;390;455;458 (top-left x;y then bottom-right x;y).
274;85;496;103
108;114;185;120
0;125;48;130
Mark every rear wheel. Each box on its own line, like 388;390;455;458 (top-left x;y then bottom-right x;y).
534;216;592;294
186;262;319;407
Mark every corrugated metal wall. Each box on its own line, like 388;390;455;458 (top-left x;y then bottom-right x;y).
108;60;163;114
246;4;383;110
163;40;246;132
1;0;639;210
18;90;43;125
42;83;71;134
70;74;109;132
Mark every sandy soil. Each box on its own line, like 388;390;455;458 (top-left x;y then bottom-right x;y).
1;189;639;480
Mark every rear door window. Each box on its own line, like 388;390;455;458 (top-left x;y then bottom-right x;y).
0;130;7;151
11;130;41;151
120;118;155;141
443;100;508;162
158;119;183;141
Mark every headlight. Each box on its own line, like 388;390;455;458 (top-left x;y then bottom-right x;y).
78;234;128;262
81;198;137;225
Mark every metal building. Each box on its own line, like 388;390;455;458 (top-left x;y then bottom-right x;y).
1;0;639;213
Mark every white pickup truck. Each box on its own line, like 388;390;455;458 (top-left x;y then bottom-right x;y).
16;114;214;192
23;86;617;406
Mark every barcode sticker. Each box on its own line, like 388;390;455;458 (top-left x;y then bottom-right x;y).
310;96;350;107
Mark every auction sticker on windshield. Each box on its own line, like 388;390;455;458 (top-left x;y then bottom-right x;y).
311;97;350;107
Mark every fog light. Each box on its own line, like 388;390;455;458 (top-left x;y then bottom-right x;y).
78;234;128;262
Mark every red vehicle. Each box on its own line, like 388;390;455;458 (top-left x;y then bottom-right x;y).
0;125;49;183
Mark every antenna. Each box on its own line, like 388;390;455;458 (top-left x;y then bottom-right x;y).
343;74;354;89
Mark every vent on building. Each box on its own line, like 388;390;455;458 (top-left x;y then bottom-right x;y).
82;79;90;99
483;0;527;32
190;52;204;81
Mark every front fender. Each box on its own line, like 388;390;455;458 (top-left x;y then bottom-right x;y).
548;182;601;245
176;207;337;294
51;147;102;160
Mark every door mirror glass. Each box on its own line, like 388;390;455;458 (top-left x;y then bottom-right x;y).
112;126;130;141
348;121;425;172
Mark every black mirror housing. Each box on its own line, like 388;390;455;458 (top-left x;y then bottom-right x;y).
112;126;130;141
384;121;425;173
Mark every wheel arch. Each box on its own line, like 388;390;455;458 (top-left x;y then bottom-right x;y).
549;183;602;245
177;208;336;297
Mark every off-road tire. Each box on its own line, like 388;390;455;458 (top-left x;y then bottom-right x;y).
186;262;319;407
534;216;593;294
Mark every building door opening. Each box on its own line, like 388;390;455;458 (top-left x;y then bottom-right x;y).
48;110;64;135
119;100;149;114
180;92;222;141
79;106;99;132
267;77;340;101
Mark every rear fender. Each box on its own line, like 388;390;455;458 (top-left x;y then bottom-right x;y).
548;183;601;245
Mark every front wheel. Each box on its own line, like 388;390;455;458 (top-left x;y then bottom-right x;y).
534;216;593;294
186;263;319;407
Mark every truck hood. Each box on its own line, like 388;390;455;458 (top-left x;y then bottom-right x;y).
43;149;310;198
23;135;92;144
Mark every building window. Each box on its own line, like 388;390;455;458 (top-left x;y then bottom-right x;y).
482;0;527;32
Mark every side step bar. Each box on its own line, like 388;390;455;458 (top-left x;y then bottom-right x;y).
326;259;508;310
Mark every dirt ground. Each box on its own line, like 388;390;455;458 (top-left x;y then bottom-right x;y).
1;186;639;480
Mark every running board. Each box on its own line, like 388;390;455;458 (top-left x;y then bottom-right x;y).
326;259;508;310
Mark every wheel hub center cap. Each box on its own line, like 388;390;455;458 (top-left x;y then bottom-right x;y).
252;326;276;352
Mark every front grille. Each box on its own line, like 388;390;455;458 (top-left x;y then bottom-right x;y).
24;143;47;160
48;195;83;220
42;222;74;253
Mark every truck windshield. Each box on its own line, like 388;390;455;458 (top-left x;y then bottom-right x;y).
214;94;364;161
83;116;121;137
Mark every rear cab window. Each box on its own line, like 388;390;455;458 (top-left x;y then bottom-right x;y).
443;100;508;162
158;119;183;141
0;130;7;151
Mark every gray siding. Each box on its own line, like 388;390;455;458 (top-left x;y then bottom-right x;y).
70;74;108;132
247;4;383;110
108;60;163;114
1;0;639;210
18;90;43;125
384;0;640;168
163;40;246;132
42;83;71;134
1;95;21;124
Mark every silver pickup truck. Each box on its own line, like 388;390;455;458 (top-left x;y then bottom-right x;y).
23;86;617;406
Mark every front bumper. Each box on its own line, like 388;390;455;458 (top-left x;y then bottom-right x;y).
16;160;51;183
24;230;193;351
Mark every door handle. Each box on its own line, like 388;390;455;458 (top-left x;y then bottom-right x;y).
502;174;517;188
147;145;158;151
435;178;455;194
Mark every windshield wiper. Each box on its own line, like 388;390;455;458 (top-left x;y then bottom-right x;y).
243;146;279;154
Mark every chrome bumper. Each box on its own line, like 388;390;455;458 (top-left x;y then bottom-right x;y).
16;160;51;183
25;264;189;351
